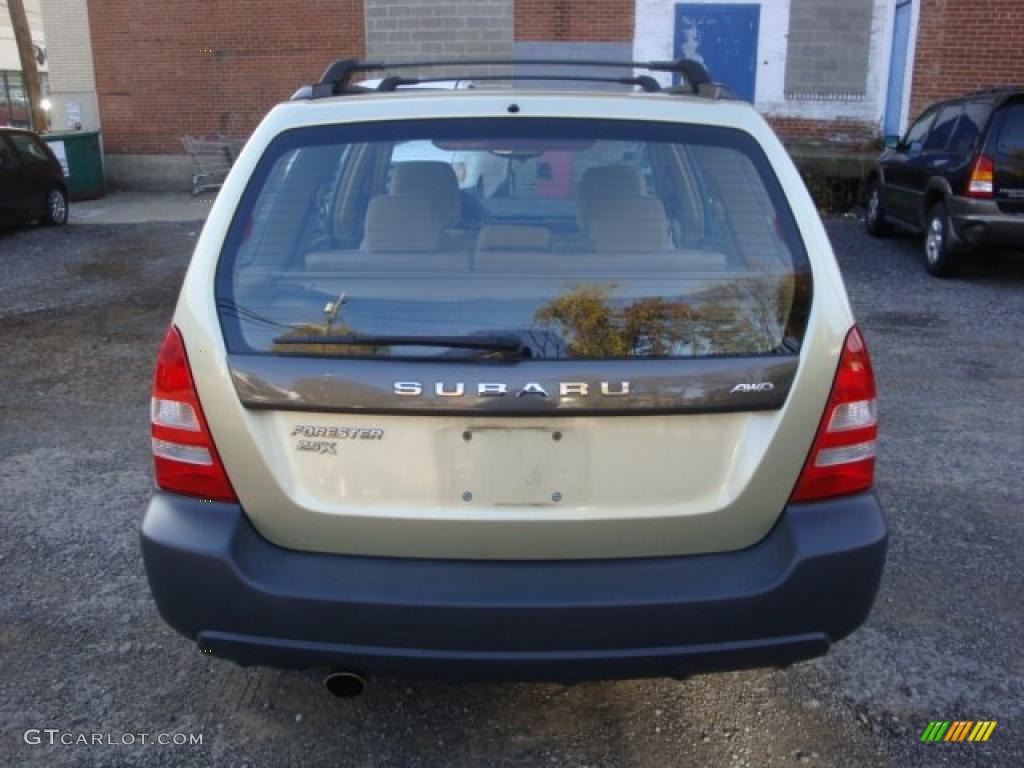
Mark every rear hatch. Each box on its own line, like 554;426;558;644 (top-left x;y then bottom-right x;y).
196;113;830;560
989;97;1024;214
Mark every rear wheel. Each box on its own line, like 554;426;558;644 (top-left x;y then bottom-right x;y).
42;187;69;226
864;179;890;237
923;202;961;277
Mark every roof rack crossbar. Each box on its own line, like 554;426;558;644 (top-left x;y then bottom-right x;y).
306;58;713;98
376;73;663;93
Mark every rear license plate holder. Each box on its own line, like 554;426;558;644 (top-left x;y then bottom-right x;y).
447;427;588;506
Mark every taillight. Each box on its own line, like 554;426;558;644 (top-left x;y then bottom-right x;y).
150;326;237;502
790;326;877;503
965;154;995;198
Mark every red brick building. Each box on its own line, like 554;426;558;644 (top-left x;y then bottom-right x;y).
909;0;1024;119
34;0;1024;190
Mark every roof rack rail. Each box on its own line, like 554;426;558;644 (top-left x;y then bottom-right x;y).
964;84;1024;97
292;58;729;100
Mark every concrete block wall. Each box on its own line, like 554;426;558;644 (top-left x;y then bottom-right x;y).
364;0;514;63
783;0;873;100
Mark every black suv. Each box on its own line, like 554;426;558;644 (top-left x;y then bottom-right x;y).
865;86;1023;276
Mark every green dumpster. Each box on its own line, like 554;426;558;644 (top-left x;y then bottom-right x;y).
41;131;105;201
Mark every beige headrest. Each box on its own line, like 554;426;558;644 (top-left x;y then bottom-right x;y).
391;161;461;227
363;194;444;253
476;225;552;253
587;196;669;253
576;165;646;229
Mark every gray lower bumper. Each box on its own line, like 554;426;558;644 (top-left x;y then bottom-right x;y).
141;491;887;681
949;196;1024;248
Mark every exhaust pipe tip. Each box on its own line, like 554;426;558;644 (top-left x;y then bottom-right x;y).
324;670;366;698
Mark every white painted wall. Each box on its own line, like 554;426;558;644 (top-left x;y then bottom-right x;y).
38;0;100;131
0;0;47;71
897;0;921;135
634;0;917;130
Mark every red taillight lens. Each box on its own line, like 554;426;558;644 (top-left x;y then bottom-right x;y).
151;326;237;502
790;326;877;503
965;154;995;198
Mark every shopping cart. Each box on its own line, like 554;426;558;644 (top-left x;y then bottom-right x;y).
181;135;245;196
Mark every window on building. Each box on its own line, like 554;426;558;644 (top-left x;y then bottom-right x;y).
0;70;50;129
7;72;29;127
923;104;962;152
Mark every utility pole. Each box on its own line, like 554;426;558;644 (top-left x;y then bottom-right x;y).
6;0;48;132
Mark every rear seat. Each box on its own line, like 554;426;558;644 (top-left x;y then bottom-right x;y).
391;161;476;251
586;194;669;254
363;194;443;253
305;193;469;272
576;165;646;232
391;162;461;228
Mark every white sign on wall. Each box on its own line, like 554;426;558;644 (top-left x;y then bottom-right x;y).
66;102;82;129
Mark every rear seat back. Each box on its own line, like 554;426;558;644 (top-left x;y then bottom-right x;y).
576;165;646;231
391;161;461;227
587;195;668;253
364;194;444;253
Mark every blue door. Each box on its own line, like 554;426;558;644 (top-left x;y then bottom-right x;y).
674;4;760;102
884;0;913;140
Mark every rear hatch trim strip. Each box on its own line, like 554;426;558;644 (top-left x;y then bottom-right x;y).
228;354;798;415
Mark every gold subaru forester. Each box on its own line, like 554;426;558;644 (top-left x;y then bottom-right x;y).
142;59;886;692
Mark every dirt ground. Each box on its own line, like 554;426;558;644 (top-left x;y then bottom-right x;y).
1;219;1021;767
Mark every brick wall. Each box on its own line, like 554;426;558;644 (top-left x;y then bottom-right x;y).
768;116;877;146
515;0;634;42
909;0;1024;120
88;0;363;154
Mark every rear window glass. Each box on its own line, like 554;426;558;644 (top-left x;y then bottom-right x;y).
923;104;961;151
995;102;1024;157
7;132;50;163
217;119;810;360
950;102;989;155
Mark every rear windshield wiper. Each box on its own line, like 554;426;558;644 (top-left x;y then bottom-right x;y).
271;333;532;358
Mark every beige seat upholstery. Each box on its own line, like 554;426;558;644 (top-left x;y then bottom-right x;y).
391;161;461;227
587;195;669;254
576;165;646;231
363;194;444;253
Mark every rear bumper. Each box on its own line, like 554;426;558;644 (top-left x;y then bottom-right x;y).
948;196;1024;249
141;491;887;682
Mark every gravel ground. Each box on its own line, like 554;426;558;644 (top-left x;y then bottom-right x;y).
1;218;1021;767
